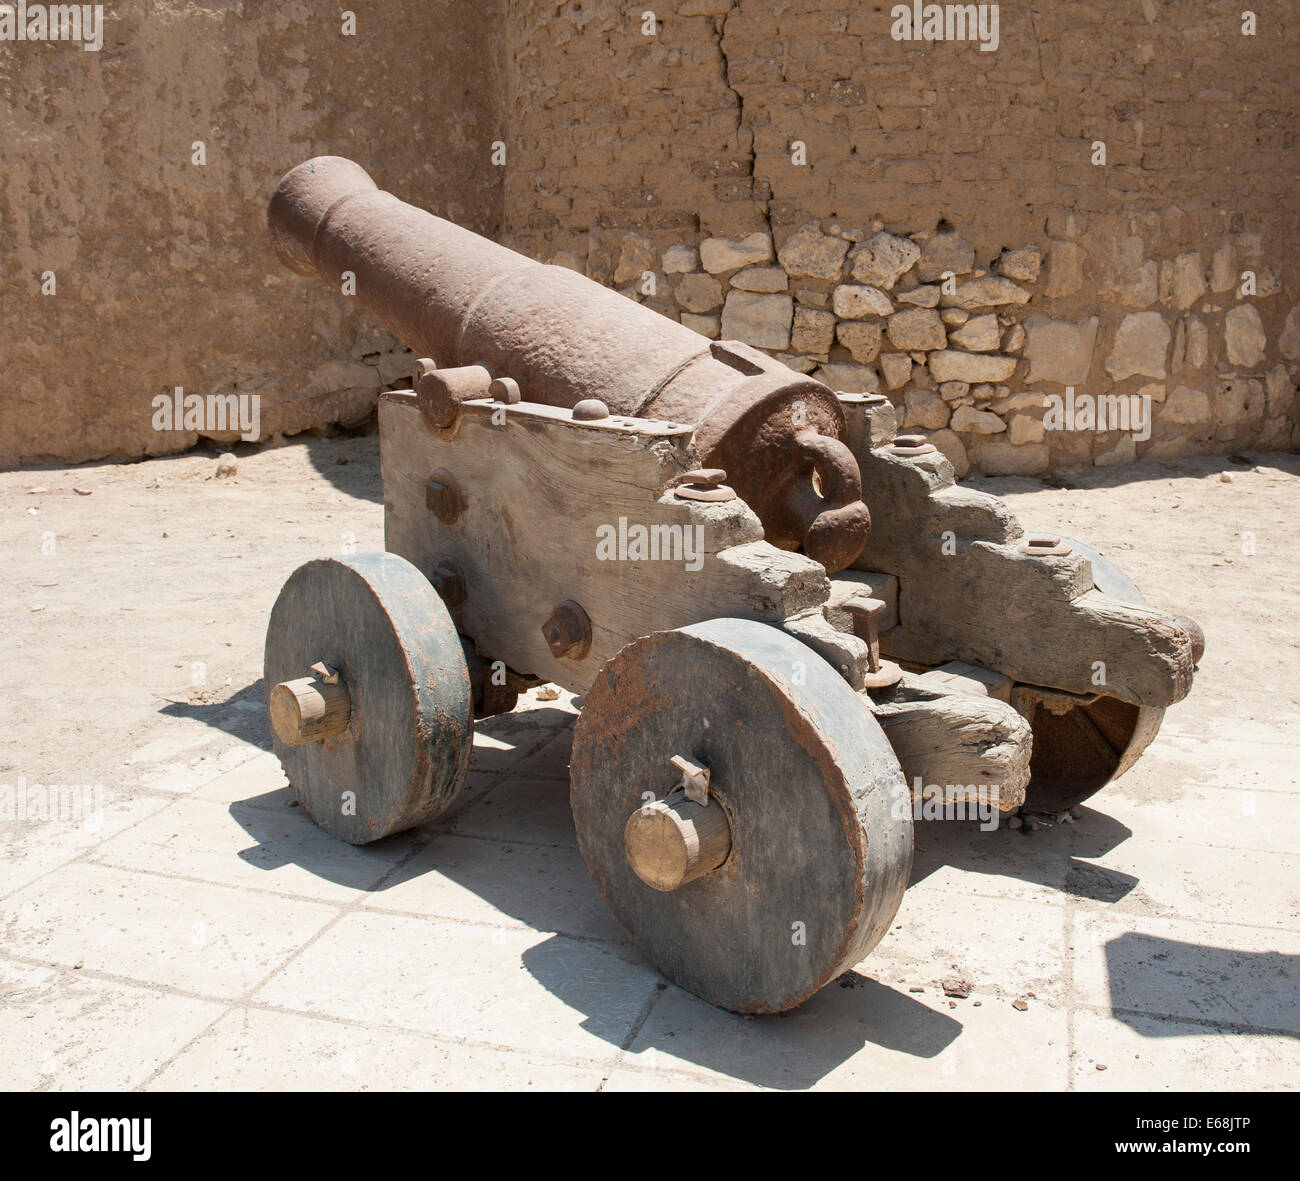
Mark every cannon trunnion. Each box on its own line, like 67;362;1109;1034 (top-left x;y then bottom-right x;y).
261;158;1202;1014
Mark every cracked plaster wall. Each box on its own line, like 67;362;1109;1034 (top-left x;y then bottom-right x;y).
501;0;1300;475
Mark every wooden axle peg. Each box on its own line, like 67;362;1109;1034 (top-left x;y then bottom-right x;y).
624;793;733;892
269;668;352;746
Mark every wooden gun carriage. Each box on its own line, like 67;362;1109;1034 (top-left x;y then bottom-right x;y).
262;158;1203;1013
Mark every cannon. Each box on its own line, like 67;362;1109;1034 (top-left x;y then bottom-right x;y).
262;156;1203;1014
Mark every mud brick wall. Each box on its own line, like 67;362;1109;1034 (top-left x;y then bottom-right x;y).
5;0;1297;474
0;0;506;467
501;0;1300;476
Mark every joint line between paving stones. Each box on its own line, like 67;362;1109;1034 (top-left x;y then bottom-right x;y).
0;948;616;1089
1076;1001;1299;1042
0;786;198;905
135;830;438;1090
596;981;669;1093
1064;850;1079;1092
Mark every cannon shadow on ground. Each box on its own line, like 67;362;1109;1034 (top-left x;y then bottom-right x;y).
300;430;383;502
225;705;1184;1087
523;941;963;1088
219;705;967;1085
1101;933;1299;1041
229;801;965;1086
180;681;1189;1085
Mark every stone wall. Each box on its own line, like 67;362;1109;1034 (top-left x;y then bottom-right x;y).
5;0;1297;474
501;0;1300;474
0;0;506;467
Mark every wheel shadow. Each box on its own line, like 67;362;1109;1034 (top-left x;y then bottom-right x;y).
222;707;963;1087
522;940;964;1089
220;703;1223;1088
158;678;272;751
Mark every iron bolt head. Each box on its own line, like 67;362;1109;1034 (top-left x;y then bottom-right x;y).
425;469;462;524
431;561;467;608
541;600;592;660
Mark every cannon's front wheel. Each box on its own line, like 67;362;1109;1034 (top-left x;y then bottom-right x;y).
263;553;473;844
570;618;913;1014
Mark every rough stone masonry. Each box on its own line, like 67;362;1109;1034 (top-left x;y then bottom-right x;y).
503;0;1300;477
1;0;1296;477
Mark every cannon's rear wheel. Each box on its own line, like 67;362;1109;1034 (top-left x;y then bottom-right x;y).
570;618;913;1014
264;553;473;844
1019;538;1170;814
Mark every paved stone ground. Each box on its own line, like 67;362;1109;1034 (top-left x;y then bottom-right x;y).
2;438;1297;1091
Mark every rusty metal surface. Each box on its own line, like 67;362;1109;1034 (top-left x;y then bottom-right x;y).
268;156;870;570
541;600;592;661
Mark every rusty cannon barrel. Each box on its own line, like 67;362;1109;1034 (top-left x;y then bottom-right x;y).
269;156;871;571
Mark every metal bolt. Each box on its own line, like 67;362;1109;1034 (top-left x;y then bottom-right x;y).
674;468;736;503
488;376;521;404
572;398;610;421
431;560;466;608
844;595;903;689
425;469;462;524
541;599;592;661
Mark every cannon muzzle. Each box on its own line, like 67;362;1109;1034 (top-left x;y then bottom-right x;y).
269;156;871;570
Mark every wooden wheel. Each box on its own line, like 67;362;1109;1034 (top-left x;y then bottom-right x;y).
263;553;473;844
1019;537;1165;813
570;618;913;1014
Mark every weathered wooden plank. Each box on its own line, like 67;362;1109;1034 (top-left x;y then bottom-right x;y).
844;429;1194;707
912;660;1014;703
881;549;1193;707
871;678;1032;811
380;394;830;694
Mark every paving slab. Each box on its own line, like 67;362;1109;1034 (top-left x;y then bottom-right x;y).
360;832;629;944
0;958;226;1090
253;910;660;1055
0;862;339;999
147;1006;609;1091
1070;910;1300;1034
1069;1006;1299;1092
0;790;176;899
618;975;1069;1091
91;796;415;904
